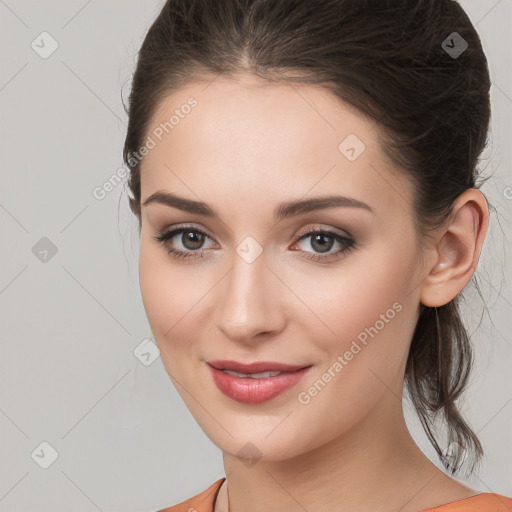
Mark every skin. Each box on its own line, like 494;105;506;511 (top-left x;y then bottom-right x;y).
137;74;489;512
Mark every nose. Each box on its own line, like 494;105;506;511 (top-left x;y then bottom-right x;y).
213;252;286;344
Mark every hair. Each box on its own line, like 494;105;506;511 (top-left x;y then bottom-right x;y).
122;0;492;476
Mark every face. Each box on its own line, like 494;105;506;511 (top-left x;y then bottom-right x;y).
138;74;427;461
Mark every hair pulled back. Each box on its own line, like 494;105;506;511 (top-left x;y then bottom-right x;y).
123;0;492;475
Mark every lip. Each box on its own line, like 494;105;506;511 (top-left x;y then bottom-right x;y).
207;360;313;404
207;360;310;373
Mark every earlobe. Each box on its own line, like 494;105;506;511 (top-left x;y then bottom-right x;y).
419;189;489;308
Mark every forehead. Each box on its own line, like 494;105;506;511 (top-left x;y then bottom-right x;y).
139;75;413;219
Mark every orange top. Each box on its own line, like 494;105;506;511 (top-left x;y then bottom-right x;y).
157;478;512;512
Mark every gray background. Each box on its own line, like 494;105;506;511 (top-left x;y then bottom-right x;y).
0;1;510;511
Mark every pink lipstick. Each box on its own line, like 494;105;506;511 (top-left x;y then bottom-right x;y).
207;360;313;404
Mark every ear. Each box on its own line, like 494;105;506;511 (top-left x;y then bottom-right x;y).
420;189;489;308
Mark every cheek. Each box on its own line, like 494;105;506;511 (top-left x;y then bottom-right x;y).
306;243;419;369
288;252;419;446
138;238;220;378
138;240;194;349
139;240;171;332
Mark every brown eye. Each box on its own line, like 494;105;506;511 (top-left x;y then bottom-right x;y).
292;228;356;262
153;226;215;261
180;230;206;250
308;232;335;253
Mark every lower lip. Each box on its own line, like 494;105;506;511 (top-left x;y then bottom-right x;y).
207;364;313;404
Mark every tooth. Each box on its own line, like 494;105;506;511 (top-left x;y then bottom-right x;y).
224;370;247;378
251;371;282;378
223;370;283;378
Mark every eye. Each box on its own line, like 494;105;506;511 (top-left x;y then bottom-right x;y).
291;227;356;262
152;225;216;261
153;225;356;262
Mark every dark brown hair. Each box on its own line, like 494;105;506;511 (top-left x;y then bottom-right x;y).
123;0;492;475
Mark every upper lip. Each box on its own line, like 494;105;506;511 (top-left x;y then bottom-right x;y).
207;360;311;373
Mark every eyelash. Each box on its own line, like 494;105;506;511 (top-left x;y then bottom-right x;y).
152;225;356;263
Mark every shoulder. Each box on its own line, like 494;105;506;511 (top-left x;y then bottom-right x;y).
155;478;226;512
423;492;512;511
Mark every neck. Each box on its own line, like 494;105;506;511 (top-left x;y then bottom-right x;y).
217;397;471;512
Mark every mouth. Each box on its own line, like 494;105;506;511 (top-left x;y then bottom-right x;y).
206;360;313;404
207;360;311;375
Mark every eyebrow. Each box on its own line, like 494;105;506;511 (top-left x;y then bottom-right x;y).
142;190;375;221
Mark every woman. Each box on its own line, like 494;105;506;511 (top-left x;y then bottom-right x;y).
122;0;512;511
